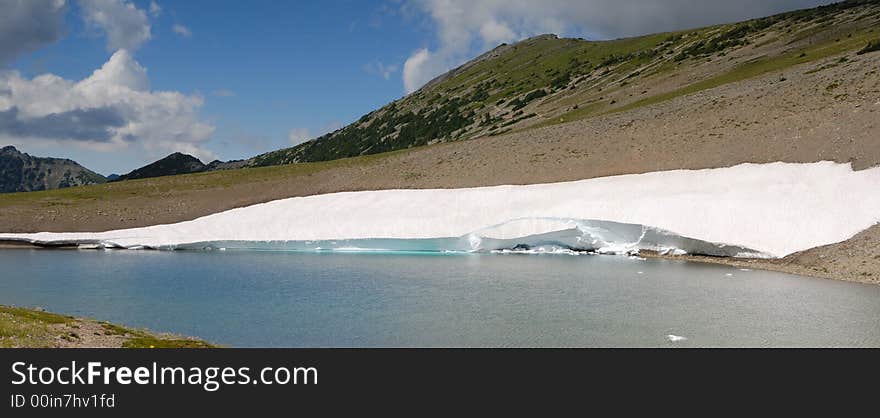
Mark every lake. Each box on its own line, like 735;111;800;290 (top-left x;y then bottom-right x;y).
1;249;878;347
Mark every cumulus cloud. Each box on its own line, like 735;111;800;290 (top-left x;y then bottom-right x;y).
0;50;216;161
479;19;518;46
172;24;192;38
403;48;436;93
0;0;69;66
401;0;833;92
0;106;124;142
78;0;151;52
288;128;312;146
364;60;399;80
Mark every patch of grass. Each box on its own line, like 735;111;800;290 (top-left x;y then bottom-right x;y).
101;322;131;336
857;39;880;54
123;337;215;349
0;306;74;324
102;322;218;348
0;305;216;348
0;306;75;348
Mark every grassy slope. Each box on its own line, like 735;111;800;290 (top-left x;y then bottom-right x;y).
609;29;879;115
0;305;215;348
250;0;880;165
1;1;878;211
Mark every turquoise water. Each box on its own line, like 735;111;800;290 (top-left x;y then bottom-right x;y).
1;249;878;347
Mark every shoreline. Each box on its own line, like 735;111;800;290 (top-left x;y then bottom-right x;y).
0;304;216;349
1;240;876;286
639;250;880;286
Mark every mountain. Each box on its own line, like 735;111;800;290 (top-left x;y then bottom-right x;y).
0;146;106;193
250;0;880;167
116;152;208;181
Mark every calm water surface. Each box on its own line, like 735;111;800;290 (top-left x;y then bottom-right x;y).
1;250;878;347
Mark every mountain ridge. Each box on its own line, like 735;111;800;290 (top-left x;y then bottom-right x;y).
0;146;106;193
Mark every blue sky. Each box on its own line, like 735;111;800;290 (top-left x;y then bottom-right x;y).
1;0;832;175
6;0;429;173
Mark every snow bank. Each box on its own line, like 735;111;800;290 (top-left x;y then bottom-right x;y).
2;162;879;258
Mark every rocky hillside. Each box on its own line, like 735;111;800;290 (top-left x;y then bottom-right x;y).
116;152;209;181
0;146;106;193
251;0;880;167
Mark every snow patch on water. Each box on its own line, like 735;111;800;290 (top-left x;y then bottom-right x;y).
1;219;764;257
2;162;879;258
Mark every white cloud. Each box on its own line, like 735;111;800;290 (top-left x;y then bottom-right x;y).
403;48;439;93
0;50;216;162
78;48;149;90
172;24;192;38
364;60;399;80
400;0;833;92
0;0;68;66
78;0;151;52
148;1;161;17
288;128;312;146
479;19;517;47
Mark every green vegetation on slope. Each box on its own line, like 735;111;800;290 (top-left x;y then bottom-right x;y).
99;321;215;348
251;31;677;166
250;0;880;167
608;29;880;116
0;306;76;348
858;38;880;54
0;305;215;348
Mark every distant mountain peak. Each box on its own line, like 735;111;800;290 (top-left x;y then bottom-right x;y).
116;152;208;181
0;146;106;193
